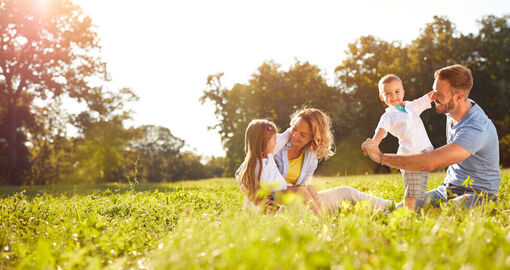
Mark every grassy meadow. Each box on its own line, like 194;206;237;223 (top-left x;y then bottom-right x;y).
1;169;509;269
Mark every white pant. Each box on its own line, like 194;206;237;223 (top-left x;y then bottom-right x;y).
318;186;393;212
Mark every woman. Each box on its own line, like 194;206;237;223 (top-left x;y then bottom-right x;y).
272;108;333;212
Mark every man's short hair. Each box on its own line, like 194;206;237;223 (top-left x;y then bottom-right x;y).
378;74;402;94
434;64;473;98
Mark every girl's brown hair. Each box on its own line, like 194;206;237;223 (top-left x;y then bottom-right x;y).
239;119;277;201
290;108;335;160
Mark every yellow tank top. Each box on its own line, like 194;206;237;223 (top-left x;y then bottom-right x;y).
285;151;304;185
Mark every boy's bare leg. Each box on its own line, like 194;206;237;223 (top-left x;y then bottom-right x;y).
404;197;416;210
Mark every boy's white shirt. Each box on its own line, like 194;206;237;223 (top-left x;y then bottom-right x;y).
235;128;292;213
376;94;434;154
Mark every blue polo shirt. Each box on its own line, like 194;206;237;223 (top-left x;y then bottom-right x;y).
444;101;501;194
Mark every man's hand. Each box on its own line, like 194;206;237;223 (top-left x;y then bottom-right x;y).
361;138;382;164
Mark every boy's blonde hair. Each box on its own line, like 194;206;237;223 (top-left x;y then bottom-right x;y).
378;74;403;94
290;108;335;160
239;119;277;202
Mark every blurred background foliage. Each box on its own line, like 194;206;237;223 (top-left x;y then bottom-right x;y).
1;0;508;184
202;15;510;177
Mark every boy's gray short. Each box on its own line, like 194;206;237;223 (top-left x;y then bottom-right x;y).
401;171;428;198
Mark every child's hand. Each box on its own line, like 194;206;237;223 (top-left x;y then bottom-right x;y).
361;138;372;156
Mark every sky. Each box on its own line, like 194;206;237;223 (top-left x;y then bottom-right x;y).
71;0;510;158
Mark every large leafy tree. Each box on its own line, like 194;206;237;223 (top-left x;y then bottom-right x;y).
0;0;105;184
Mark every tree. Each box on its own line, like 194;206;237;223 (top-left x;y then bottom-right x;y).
405;16;466;148
471;15;510;165
201;60;340;176
133;125;185;182
71;117;138;183
69;87;139;183
0;90;35;182
333;35;408;173
0;0;105;184
202;156;225;178
27;98;74;185
132;125;224;182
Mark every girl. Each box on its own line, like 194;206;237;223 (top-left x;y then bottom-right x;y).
236;119;322;215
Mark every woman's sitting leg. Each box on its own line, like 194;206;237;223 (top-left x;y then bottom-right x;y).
318;186;393;212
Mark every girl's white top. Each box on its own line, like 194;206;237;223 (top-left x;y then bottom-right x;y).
376;94;434;154
235;129;291;213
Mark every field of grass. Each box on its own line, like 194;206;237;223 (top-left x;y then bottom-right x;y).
1;169;509;269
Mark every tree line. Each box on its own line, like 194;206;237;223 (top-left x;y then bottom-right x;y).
1;1;508;185
202;15;510;177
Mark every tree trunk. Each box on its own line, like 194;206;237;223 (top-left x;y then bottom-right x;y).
6;100;19;185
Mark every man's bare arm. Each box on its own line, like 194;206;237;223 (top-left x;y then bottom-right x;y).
362;139;471;171
382;143;470;171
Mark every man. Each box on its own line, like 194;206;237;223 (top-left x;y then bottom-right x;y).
362;64;500;208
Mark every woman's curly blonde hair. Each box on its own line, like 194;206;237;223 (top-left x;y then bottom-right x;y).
290;108;335;160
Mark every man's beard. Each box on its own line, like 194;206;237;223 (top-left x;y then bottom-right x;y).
434;98;455;114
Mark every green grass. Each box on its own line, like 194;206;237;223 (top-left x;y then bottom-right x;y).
1;169;509;269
